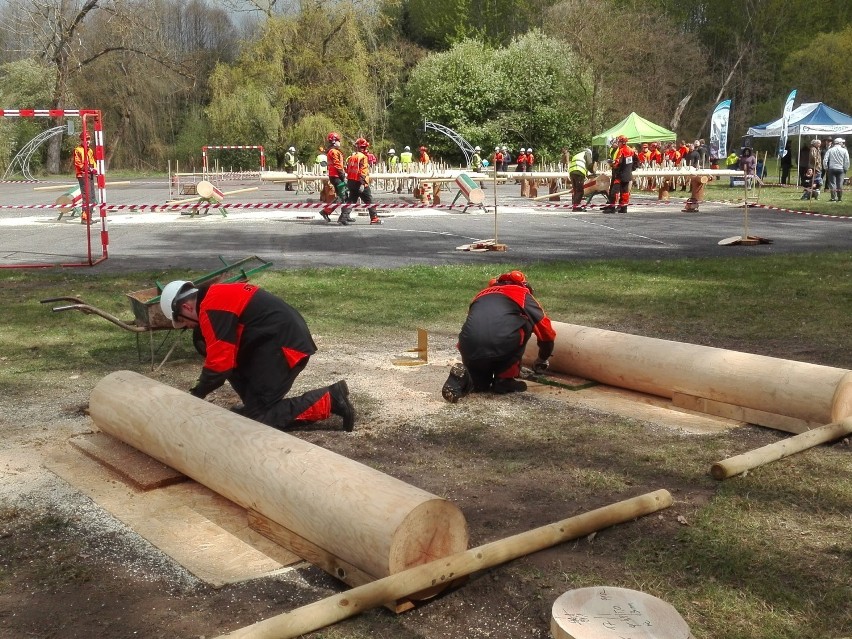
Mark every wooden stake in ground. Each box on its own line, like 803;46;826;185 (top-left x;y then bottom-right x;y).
710;417;852;479
215;489;673;639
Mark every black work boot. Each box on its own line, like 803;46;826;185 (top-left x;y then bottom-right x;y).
492;378;528;394
338;208;353;225
329;380;355;431
441;363;473;403
617;206;628;213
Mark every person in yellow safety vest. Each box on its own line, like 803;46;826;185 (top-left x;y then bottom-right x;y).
283;146;297;191
470;146;483;172
315;146;327;174
339;137;381;226
400;146;413;167
568;147;594;211
73;131;98;223
387;148;398;170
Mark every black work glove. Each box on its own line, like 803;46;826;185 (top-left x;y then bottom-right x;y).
533;358;549;374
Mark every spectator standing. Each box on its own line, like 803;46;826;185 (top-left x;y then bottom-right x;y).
808;139;823;177
387;148;398;170
400;146;413;168
418;145;431;165
515;148;528;172
779;141;793;185
526;147;535;171
823;137;849;202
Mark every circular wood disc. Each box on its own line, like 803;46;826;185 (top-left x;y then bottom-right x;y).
717;235;743;246
551;586;690;639
195;180;214;199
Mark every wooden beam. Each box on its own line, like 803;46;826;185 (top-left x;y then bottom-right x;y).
215;489;673;639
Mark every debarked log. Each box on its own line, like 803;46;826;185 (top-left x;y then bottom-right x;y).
88;371;469;583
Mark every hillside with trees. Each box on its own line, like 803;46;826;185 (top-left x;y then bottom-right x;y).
0;0;849;171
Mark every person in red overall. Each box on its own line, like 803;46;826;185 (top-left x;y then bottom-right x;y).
515;148;528;172
442;271;556;402
340;137;381;225
493;146;504;171
159;280;355;431
526;147;535;171
74;131;98;223
603;135;638;213
321;131;347;222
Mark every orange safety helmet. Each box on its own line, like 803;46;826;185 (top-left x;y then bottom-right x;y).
494;270;533;292
617;135;628;145
355;137;369;149
327;131;341;143
419;146;427;152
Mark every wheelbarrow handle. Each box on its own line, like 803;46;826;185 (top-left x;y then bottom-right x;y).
40;296;86;304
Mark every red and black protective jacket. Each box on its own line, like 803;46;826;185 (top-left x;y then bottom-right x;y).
346;151;370;184
458;283;556;361
327;147;345;179
192;283;317;397
526;152;535;168
612;145;638;183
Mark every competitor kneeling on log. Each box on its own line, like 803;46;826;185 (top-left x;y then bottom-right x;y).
160;280;355;431
442;271;556;403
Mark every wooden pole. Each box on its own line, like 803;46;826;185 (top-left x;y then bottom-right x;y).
525;322;852;428
215;489;673;639
89;371;468;582
710;417;852;480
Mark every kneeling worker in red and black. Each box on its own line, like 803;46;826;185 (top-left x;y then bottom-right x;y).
442;271;556;402
339;137;381;225
603;135;638;214
160;280;355;431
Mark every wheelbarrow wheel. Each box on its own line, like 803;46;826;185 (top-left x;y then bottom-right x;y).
192;326;206;356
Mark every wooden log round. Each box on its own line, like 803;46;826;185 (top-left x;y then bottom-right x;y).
526;322;852;426
551;586;691;639
89;371;468;581
216;490;673;639
710;417;852;480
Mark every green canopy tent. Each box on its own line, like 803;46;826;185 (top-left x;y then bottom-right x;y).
592;112;677;146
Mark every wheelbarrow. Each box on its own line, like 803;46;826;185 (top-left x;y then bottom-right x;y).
41;255;273;370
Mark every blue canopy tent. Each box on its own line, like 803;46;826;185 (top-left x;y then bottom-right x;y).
747;102;852;184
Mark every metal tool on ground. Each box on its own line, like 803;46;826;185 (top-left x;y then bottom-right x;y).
40;255;272;369
168;180;259;217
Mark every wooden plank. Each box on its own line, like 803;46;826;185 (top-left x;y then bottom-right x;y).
671;392;819;434
69;432;186;491
248;511;415;613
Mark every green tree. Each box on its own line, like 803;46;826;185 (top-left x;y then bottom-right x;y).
783;25;852;116
390;33;594;162
0;59;55;172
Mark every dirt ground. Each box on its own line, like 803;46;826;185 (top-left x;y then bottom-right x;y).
0;330;822;639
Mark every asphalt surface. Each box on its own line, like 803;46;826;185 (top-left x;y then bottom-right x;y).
1;177;849;273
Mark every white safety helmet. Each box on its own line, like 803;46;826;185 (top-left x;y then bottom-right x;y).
502;146;508;151
288;146;295;152
159;280;198;328
474;146;481;151
388;148;395;154
527;147;533;153
519;148;526;153
404;145;411;151
495;146;500;151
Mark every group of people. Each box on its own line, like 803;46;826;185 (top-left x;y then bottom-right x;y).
795;137;849;201
487;145;536;173
320;132;383;226
157;270;555;434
